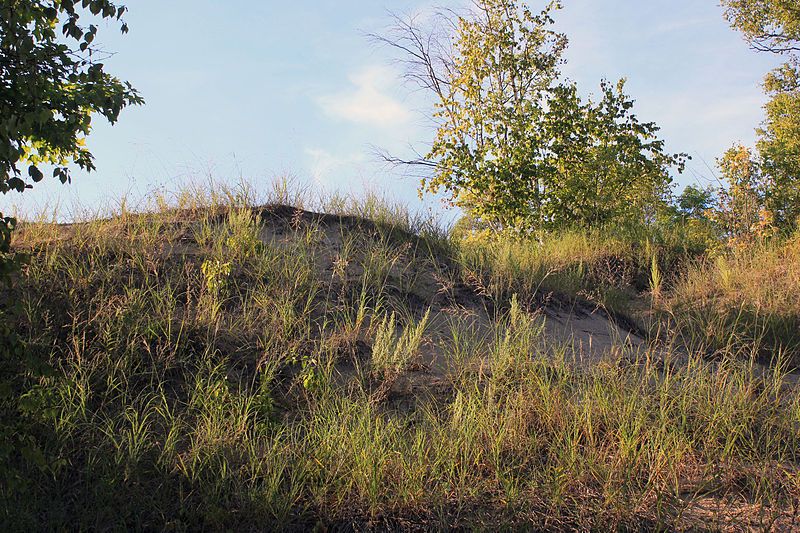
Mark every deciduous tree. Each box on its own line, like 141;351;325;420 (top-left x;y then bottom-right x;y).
722;0;800;230
0;0;142;272
714;144;769;241
376;0;683;233
759;59;800;228
721;0;800;54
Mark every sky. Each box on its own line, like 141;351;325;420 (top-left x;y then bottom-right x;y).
3;0;783;220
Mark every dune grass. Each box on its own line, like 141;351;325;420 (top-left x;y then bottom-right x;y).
2;187;799;530
664;235;800;363
456;229;641;314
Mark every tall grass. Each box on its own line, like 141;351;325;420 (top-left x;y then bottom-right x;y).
371;308;431;378
456;229;647;323
2;186;799;530
664;234;800;363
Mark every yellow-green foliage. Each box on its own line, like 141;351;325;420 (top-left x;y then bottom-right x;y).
200;258;231;321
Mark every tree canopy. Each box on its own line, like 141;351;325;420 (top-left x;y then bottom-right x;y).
722;0;800;231
0;0;142;264
759;59;800;228
377;0;684;233
722;0;800;54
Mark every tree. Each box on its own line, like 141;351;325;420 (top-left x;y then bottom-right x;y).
758;59;800;228
543;80;684;229
375;0;568;232
722;0;800;230
0;0;142;271
667;184;721;250
375;0;683;233
676;184;716;220
721;0;800;54
713;144;770;241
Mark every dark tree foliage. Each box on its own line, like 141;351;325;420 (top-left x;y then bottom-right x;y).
676;184;715;220
0;0;142;268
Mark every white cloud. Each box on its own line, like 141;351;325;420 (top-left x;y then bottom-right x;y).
305;147;365;185
316;66;411;127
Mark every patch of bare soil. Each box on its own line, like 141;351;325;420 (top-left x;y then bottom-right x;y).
676;496;799;532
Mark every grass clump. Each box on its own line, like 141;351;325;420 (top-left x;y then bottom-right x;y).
664;234;800;362
456;229;647;324
371;309;431;378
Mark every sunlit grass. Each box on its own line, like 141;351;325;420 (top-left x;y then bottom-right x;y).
3;184;799;530
664;235;800;362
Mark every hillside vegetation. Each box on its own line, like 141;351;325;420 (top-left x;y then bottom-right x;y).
2;188;799;530
2;1;800;530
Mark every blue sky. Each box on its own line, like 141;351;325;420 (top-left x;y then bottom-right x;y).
4;0;782;219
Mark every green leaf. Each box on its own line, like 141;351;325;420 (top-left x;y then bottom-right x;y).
0;0;140;199
28;165;44;182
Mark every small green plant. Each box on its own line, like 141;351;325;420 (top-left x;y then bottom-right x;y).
201;258;231;321
299;356;321;392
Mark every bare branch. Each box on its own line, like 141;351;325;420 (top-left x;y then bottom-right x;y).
371;145;438;171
